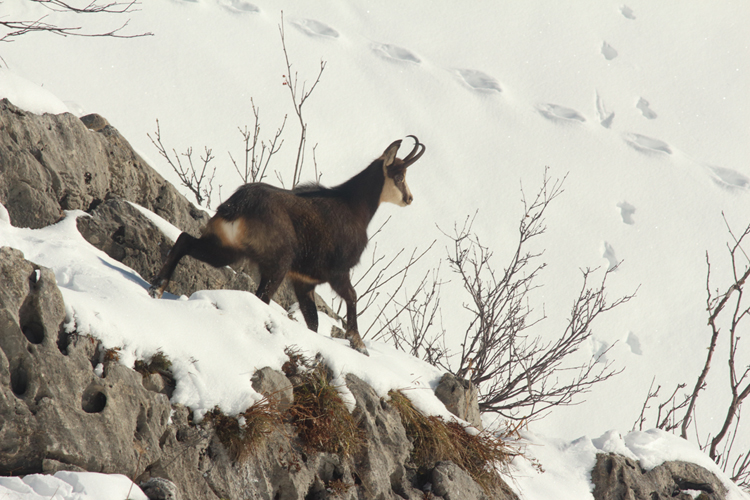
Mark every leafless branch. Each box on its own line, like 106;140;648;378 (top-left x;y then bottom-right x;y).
229;98;287;184
1;0;152;42
279;11;325;187
148;120;216;208
636;216;750;489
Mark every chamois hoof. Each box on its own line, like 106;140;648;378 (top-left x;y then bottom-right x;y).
346;331;369;357
148;284;164;299
351;343;370;357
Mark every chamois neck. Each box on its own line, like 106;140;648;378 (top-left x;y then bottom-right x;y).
335;160;384;223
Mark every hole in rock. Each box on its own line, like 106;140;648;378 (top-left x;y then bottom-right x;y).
11;362;29;396
82;385;107;413
57;326;70;355
21;320;45;344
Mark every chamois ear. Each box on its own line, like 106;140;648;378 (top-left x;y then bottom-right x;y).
381;140;402;168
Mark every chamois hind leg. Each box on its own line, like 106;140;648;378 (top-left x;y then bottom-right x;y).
254;257;291;305
149;232;238;298
291;279;319;333
329;274;369;356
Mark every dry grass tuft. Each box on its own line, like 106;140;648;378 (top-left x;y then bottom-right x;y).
204;397;282;461
288;365;364;457
389;390;517;496
134;350;172;375
326;478;353;497
281;345;315;380
102;346;121;362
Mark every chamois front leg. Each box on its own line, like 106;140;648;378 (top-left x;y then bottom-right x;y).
291;279;319;333
329;275;369;356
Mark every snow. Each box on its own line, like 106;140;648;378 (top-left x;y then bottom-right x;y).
0;471;147;500
1;0;749;498
0;69;69;115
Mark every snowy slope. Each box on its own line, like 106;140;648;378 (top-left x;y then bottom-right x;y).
1;0;750;498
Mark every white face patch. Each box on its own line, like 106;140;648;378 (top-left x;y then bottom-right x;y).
380;167;412;206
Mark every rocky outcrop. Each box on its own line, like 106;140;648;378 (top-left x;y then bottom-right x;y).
591;453;727;500
0;245;508;499
0;101;731;500
0;101;505;499
0;99;205;233
0;246;170;477
0;98;302;310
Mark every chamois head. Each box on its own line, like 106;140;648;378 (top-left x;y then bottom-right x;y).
379;135;425;207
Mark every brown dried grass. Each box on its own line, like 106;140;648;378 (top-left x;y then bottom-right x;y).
288;365;364;457
388;390;518;496
204;397;282;461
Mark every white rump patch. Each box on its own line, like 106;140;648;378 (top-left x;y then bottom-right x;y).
220;219;244;247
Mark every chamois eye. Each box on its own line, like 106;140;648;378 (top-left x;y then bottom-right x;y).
394;174;404;183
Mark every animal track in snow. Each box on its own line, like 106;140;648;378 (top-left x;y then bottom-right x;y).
537;103;586;123
636;98;657;119
617;201;636;224
596;92;615;128
591;337;611;363
601;42;618;60
706;165;750;191
456;69;501;93
602;241;618;271
372;43;421;64
219;0;259;12
620;5;636;19
292;19;339;38
626;332;642;355
624;133;672;155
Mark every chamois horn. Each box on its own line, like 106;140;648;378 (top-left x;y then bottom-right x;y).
402;135;426;167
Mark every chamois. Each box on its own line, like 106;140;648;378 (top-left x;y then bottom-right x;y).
149;136;425;356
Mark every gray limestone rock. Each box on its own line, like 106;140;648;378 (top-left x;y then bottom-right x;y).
0;99;207;234
434;372;482;429
251;367;294;411
591;453;727;500
0;247;171;476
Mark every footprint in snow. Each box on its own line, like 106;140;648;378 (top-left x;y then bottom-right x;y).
602;241;619;271
219;0;259;12
591;337;611;363
292;19;339;39
706;165;750;191
617;201;636;225
372;43;421;64
596;92;615;128
601;42;618;61
636;98;657;119
624;133;672;155
626;331;643;355
456;69;501;93
620;5;636;20
537;103;586;123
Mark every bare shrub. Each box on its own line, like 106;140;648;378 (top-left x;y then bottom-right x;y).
228;98;286;184
379;170;635;422
148;120;217;208
278;11;325;188
149;13;323;205
634;215;750;489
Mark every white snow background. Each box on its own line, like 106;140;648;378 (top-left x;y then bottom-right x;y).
1;1;749;499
